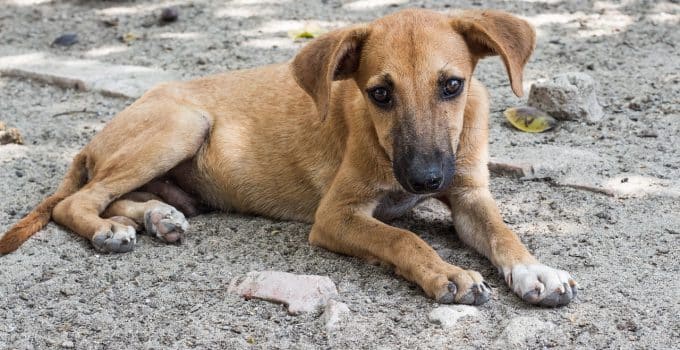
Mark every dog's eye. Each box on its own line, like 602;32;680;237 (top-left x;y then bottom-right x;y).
369;87;392;107
442;78;464;99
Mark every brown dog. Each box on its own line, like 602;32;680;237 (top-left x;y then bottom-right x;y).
0;9;576;306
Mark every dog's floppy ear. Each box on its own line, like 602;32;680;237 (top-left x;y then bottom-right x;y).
451;10;535;97
292;25;370;121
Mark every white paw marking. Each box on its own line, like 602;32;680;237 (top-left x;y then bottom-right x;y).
92;224;137;253
113;225;137;243
502;264;577;306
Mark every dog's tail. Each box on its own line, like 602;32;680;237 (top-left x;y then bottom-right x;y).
0;153;88;254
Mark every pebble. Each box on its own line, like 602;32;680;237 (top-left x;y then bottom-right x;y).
228;271;338;315
52;33;78;47
160;7;179;23
636;129;658;138
427;305;479;329
528;72;603;123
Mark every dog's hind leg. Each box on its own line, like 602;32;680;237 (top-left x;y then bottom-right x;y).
52;100;212;253
103;192;188;243
140;179;203;217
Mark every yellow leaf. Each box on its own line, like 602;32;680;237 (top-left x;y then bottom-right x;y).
504;106;557;133
121;32;138;44
288;24;327;41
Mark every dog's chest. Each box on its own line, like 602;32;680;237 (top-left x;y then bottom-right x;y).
373;190;428;222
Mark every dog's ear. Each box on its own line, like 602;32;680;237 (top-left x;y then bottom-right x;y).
292;25;370;121
451;10;535;97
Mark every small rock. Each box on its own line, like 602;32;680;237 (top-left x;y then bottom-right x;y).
61;340;75;348
635;129;658;138
594;212;611;220
119;32;139;44
616;319;638;332
528;72;603;123
656;247;670;255
0;122;24;145
160;7;179;23
427;305;479;329
628;102;642;111
59;287;76;296
496;316;555;346
52;33;78;47
488;160;533;178
322;300;350;331
101;17;119;27
228;271;338;315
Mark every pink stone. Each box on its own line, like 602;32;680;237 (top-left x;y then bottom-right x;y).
228;271;338;315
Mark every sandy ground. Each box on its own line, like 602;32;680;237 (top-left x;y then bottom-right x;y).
1;0;679;349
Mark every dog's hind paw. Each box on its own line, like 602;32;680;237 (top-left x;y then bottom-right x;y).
503;264;577;307
143;205;188;243
92;223;137;253
433;268;492;305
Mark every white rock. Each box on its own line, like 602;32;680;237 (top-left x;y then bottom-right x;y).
228;271;338;315
600;175;680;198
322;299;350;331
0;50;180;99
528;72;603;123
495;316;554;347
428;305;479;328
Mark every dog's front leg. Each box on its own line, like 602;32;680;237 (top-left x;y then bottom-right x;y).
447;184;578;306
449;79;577;306
310;178;491;305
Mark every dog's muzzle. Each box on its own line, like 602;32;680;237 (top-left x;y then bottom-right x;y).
393;148;455;194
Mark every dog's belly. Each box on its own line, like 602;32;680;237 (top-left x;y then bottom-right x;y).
373;190;428;222
179;114;344;223
186;149;325;223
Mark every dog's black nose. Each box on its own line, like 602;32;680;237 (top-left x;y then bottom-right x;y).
408;170;443;193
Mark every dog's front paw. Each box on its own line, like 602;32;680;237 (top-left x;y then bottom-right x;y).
503;264;577;307
143;205;188;243
92;223;137;253
430;267;492;305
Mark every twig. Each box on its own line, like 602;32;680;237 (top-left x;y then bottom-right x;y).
51;110;99;118
548;181;615;197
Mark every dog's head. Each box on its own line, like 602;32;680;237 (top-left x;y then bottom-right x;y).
292;9;535;194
